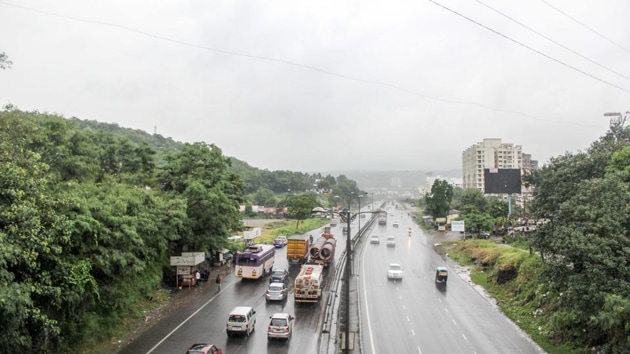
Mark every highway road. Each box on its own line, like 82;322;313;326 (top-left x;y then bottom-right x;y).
358;205;544;354
120;201;544;354
120;223;348;354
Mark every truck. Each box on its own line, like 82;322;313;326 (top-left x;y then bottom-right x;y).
286;234;313;265
378;211;387;225
294;264;324;303
436;217;447;231
309;226;336;267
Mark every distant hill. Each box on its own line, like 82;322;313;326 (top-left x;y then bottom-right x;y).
326;169;461;191
70;118;461;192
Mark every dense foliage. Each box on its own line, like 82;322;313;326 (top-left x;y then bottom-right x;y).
0;108;244;351
529;119;630;352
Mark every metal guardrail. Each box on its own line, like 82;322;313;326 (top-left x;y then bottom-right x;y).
320;213;377;352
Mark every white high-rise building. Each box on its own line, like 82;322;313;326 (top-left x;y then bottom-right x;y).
462;138;532;191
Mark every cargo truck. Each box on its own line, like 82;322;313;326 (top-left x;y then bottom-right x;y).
286;234;313;265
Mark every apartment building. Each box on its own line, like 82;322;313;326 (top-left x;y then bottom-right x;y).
462;138;532;191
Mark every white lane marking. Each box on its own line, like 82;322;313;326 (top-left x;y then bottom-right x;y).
146;280;232;353
361;243;377;354
452;319;457;326
417;346;422;353
444;307;449;313
411;329;416;336
462;333;469;341
403;304;406;310
438;298;442;303
406;316;410;322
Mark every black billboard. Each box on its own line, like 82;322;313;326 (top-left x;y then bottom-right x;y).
484;168;521;194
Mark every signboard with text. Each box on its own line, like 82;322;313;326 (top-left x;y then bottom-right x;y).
451;220;465;232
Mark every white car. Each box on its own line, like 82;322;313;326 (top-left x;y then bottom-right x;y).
387;263;403;280
392;221;399;228
386;235;396;247
267;313;294;341
370;235;380;244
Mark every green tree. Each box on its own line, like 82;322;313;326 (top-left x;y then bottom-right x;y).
287;192;319;230
530;125;630;351
0;51;11;69
158;142;245;253
252;187;276;207
0;138;75;351
424;179;453;219
456;188;487;214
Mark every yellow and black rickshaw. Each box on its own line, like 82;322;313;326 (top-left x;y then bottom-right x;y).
435;266;448;288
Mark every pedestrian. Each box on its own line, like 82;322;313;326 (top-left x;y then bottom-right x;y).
195;270;201;287
216;273;223;291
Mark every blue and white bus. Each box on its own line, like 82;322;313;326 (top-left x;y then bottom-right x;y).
235;244;275;279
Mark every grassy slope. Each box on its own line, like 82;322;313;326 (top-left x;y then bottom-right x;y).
443;239;582;354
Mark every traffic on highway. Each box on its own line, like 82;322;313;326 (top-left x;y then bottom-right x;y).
120;202;543;354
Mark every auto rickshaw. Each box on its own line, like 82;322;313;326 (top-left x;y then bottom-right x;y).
435;266;448;289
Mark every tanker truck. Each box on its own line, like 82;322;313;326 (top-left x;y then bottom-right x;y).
309;226;336;267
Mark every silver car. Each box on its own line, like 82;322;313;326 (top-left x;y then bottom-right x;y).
387;263;403;280
266;282;288;302
386;235;396;247
267;313;294;341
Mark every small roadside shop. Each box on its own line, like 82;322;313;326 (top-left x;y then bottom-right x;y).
170;252;205;288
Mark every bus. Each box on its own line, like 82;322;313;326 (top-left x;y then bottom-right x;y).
235;244;275;279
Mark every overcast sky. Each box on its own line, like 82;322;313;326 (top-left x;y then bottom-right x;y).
1;0;629;173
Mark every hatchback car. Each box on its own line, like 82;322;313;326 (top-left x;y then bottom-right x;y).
387;263;403;280
392;221;399;228
266;282;288;302
267;313;294;341
386;235;396;247
370;235;380;244
269;268;289;284
274;236;288;248
185;343;223;354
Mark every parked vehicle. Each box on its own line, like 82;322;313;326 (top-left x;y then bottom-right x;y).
226;306;257;337
185;343;222;354
266;282;288;302
294;264;324;303
267;313;294;341
274;235;288;248
286;234;313;265
269;268;289;284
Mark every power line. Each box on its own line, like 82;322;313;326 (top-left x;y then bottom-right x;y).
428;0;630;93
538;0;630;55
474;0;630;82
0;1;615;127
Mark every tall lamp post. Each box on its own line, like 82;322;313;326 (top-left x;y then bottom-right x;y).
357;194;364;237
315;195;376;353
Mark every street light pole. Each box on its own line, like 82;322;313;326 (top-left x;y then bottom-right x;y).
358;194;364;237
313;196;379;353
343;206;351;353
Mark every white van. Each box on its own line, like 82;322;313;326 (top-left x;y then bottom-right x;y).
226;306;257;337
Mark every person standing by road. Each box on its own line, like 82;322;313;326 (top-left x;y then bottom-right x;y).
216;273;223;291
194;270;201;287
